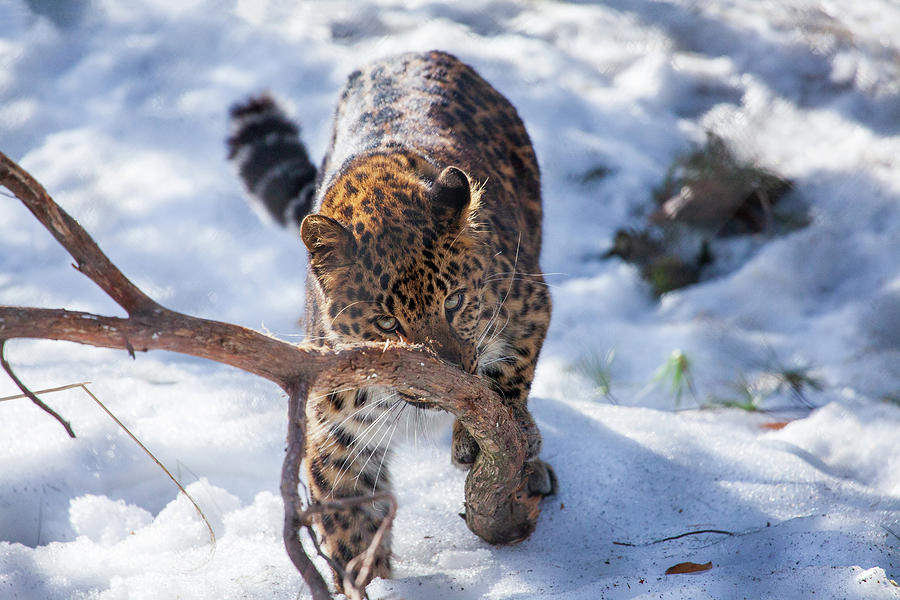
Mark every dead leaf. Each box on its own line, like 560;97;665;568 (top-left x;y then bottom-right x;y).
760;421;790;430
665;561;712;575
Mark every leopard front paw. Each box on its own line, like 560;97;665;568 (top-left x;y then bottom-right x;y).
516;412;542;461
451;418;479;469
526;458;557;497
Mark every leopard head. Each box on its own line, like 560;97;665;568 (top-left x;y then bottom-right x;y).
301;155;509;375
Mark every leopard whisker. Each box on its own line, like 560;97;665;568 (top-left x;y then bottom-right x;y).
352;401;404;489
476;234;521;353
328;300;382;326
341;393;401;451
371;402;412;493
479;354;517;368
484;270;563;282
483;275;557;289
331;398;404;494
481;308;512;354
476;289;512;354
316;395;391;455
319;391;398;456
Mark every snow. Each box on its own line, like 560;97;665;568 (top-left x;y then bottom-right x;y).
1;1;899;598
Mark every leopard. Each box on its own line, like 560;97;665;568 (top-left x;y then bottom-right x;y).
227;50;554;591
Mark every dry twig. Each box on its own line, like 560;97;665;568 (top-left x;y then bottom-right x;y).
613;528;735;547
0;340;75;437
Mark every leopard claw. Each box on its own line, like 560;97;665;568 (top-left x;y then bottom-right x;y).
526;458;557;497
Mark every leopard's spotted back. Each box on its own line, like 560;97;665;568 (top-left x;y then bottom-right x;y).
229;50;552;592
319;51;543;255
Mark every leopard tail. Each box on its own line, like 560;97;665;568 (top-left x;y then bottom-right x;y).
227;94;317;227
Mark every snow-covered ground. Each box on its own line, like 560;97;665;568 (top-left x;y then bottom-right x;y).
2;1;899;598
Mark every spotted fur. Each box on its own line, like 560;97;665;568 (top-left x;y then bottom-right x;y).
229;50;553;591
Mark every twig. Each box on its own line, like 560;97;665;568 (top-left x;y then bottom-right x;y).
344;494;398;600
292;490;398;599
78;383;216;547
281;381;333;600
0;151;157;316
0;339;75;438
613;528;735;547
306;517;350;586
298;491;398;599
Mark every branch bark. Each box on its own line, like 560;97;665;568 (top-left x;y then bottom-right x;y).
0;150;542;596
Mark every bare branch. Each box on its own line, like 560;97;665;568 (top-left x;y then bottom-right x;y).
0;306;315;387
343;494;398;599
281;381;333;600
0;339;75;437
0;151;157;316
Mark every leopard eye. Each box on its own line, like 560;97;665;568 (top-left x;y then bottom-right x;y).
444;291;464;312
375;316;399;333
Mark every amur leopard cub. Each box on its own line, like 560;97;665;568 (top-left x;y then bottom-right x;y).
228;50;554;589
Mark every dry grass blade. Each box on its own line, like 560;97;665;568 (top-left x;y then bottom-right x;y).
78;383;216;548
0;380;91;401
613;528;734;546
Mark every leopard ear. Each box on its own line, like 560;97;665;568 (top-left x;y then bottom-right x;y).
300;214;357;270
429;166;472;224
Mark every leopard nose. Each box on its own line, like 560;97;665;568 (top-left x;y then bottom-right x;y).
429;338;477;374
429;339;461;366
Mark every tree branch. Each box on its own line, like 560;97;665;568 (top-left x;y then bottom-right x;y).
0;151;157;316
0;150;544;595
281;381;333;600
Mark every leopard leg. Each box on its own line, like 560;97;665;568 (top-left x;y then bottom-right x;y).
451;418;479;468
454;277;557;495
304;388;395;591
452;413;555;497
452;400;543;464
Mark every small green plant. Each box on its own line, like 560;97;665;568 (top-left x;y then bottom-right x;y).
706;356;823;412
571;348;619;404
761;347;823;408
708;374;765;411
653;349;697;407
771;366;822;408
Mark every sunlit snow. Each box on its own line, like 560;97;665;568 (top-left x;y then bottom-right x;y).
1;1;898;599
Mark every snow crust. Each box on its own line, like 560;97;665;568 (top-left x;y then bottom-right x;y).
1;1;898;598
